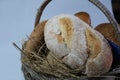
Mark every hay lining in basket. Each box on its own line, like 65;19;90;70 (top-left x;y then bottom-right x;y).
20;39;85;78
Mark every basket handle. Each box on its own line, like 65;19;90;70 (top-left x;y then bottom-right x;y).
34;0;120;43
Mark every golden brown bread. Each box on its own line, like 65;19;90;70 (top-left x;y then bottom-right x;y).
75;12;91;25
24;20;47;54
59;17;74;48
85;28;101;58
85;27;113;76
95;23;120;46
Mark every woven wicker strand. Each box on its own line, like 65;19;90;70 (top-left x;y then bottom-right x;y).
34;0;52;28
16;0;120;80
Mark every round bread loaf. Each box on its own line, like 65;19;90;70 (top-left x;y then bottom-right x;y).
44;14;113;76
44;14;88;69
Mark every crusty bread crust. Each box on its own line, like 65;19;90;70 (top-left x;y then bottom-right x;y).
85;27;113;76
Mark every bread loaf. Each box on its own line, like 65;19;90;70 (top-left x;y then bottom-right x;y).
75;12;91;25
44;14;113;76
24;20;47;54
95;23;120;46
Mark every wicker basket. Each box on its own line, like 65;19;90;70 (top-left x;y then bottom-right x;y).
13;0;120;80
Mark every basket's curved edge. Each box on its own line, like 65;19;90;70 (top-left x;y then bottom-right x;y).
22;64;89;80
34;0;52;27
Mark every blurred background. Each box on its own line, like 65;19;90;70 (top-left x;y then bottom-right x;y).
0;0;114;80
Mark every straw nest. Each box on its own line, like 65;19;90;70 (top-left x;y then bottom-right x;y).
13;0;120;80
